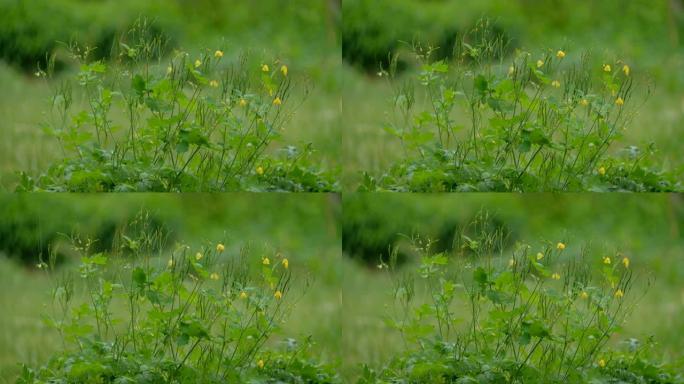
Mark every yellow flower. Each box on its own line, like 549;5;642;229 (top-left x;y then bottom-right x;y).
614;289;624;298
167;258;174;267
536;252;544;260
622;257;630;268
556;50;566;59
580;99;589;107
209;80;219;88
216;243;225;252
256;166;264;176
580;291;589;299
274;290;283;300
282;258;289;269
210;272;219;281
214;50;224;58
257;359;264;369
603;64;611;72
557;242;566;250
622;64;630;76
603;256;611;265
551;80;561;88
239;98;247;107
280;65;288;76
536;60;544;68
598;358;606;368
508;258;516;267
195;59;202;68
615;97;624;106
508;66;515;75
273;97;282;106
262;257;270;266
261;64;270;72
551;272;561;280
195;252;203;261
240;291;248;299
598;166;606;176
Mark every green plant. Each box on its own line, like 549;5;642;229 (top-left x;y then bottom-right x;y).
359;216;682;383
362;21;681;192
18;224;339;383
18;22;337;192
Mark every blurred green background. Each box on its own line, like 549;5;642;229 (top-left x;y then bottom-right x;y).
341;193;684;381
342;0;684;189
0;193;342;382
0;0;341;189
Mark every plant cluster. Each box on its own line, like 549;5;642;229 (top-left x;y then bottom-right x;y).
362;22;680;192
359;218;682;383
18;24;337;192
18;228;339;383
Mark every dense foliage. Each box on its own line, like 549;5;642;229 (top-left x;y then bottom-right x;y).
17;23;337;192
19;229;339;383
362;22;681;192
359;219;683;383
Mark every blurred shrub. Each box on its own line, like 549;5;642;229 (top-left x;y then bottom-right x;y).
343;0;682;75
342;0;515;73
0;0;180;73
0;195;339;268
0;196;175;265
342;194;513;267
343;194;684;279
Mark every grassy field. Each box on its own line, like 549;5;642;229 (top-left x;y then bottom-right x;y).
1;195;683;382
0;194;342;382
1;0;683;383
342;0;684;190
340;194;684;381
0;0;341;190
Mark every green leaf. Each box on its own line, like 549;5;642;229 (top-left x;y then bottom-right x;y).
180;320;209;339
132;74;146;97
523;320;550;338
85;253;108;265
529;128;551;146
176;141;189;154
132;267;147;290
382;124;402;138
474;267;488;287
518;139;531;153
474;74;488;94
179;128;210;147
